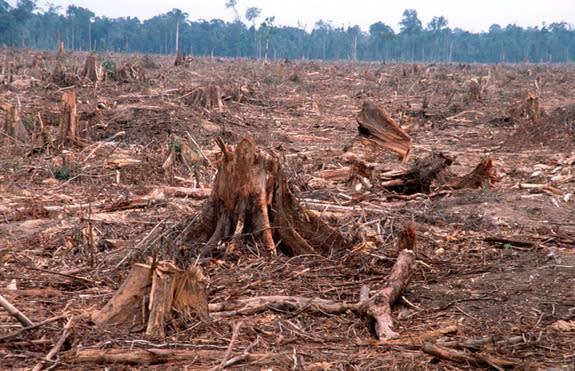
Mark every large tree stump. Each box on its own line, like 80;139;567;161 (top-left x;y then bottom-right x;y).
187;136;348;257
348;101;413;163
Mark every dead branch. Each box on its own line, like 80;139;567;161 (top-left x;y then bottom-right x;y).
32;316;75;371
0;293;35;327
362;232;417;340
73;348;279;365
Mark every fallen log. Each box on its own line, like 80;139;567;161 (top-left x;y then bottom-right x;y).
186;136;348;257
346;101;412;163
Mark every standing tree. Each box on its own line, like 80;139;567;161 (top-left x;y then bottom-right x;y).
169;8;187;55
225;0;240;22
399;9;422;61
245;6;261;57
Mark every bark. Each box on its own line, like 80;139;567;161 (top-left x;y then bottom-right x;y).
349;101;412;163
187;136;348;258
146;264;177;339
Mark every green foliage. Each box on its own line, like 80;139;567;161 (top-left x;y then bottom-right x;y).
52;165;69;180
0;4;573;63
102;59;116;80
169;139;181;152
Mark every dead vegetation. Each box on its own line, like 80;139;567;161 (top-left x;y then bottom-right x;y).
0;50;574;370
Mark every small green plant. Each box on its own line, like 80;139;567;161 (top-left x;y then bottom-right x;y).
102;59;116;80
482;188;489;195
503;243;511;250
52;165;69;180
169;139;181;152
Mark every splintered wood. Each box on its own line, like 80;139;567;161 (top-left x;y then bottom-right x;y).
349;100;413;163
57;91;79;147
186;136;348;257
92;261;209;339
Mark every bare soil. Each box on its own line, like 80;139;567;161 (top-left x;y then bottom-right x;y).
1;50;574;370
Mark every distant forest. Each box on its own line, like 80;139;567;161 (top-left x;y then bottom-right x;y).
2;0;575;63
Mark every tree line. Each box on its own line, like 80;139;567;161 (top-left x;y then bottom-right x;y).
2;0;574;63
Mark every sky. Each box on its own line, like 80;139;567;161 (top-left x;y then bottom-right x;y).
12;0;575;33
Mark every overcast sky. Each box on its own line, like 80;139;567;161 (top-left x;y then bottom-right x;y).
16;0;575;33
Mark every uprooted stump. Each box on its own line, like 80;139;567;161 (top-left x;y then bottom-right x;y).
92;260;208;339
379;153;498;194
187;136;348;257
346;100;412;163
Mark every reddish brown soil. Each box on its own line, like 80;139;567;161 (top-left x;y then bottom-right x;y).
1;50;574;370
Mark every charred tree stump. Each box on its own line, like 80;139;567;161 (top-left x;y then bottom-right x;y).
81;54;101;82
188;136;348;257
380;152;454;194
348;101;412;163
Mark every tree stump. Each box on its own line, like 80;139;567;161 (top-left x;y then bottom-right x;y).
81;54;101;82
182;85;223;111
348;101;412;163
57;92;81;147
92;261;209;337
3;103;29;142
187;136;348;257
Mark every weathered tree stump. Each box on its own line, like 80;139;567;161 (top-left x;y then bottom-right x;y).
347;101;412;163
81;54;101;82
3;103;29;142
92;261;209;338
187;136;348;257
182;85;223;111
57;92;81;147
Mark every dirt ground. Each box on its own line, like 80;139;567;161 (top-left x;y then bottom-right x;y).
1;50;574;370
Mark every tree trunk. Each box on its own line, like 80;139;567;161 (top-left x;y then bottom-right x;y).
187;136;348;257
